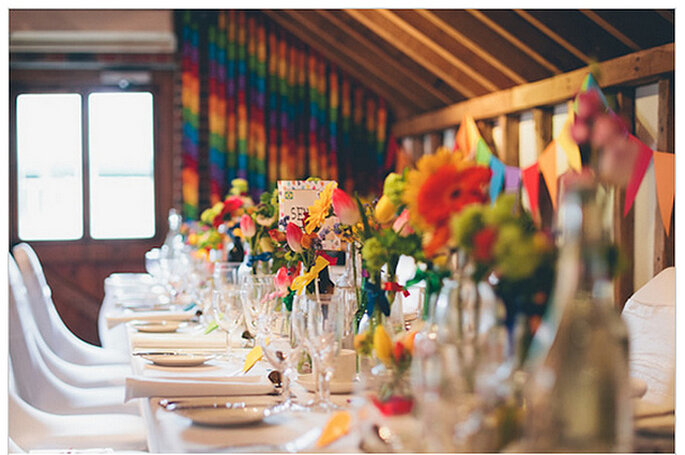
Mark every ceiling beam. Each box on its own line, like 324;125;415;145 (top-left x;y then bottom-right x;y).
655;10;674;24
315;9;457;105
514;10;592;64
467;9;562;75
345;9;483;98
262;10;415;119
580;10;640;51
393;43;673;137
279;10;436;111
416;9;527;85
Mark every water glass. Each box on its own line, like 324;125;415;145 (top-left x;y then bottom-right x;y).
212;288;243;360
240;273;276;341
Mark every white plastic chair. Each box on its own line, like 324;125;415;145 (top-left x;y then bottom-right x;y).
12;243;129;365
9;361;147;452
622;266;675;411
9;255;139;416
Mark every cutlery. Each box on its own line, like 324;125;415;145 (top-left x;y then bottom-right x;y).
160;399;248;411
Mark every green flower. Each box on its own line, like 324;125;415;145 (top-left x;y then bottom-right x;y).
361;237;385;276
450;204;486;250
230;178;248;196
383;172;406;208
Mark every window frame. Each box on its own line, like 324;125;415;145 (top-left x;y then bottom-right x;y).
9;69;175;262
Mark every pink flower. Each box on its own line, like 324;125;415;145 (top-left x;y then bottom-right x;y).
570;118;590;145
576;89;603;120
331;188;361;225
240;214;256;238
274;266;293;297
286;222;303;253
392;209;413;237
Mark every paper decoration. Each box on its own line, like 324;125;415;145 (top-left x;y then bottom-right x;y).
277;180;342;250
578;73;609;109
465;115;481;154
556;116;582;172
476;138;493;165
624;135;654;216
505;166;521;193
538;141;559;210
243;345;263;373
455;119;468;153
652;151;675;236
522;163;540;217
316;411;351;448
489;156;506;203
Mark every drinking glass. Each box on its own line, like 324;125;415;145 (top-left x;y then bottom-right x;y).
212;288;243;360
256;298;307;413
292;292;344;411
240;273;276;342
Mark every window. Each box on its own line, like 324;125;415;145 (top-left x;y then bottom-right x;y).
15;90;156;241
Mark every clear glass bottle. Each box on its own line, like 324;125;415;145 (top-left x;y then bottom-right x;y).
525;183;632;452
161;208;184;258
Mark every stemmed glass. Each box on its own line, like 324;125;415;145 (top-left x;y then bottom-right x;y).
211;288;244;361
256;296;307;413
292;290;344;411
240;274;276;343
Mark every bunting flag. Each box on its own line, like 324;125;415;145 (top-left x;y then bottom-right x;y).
556;115;582;172
504;166;521;193
522;163;540;218
653;151;675;236
574;73;609;112
624;134;655;216
455;114;481;157
489;155;506;203
538;141;559;209
179;11;391;212
475;138;493;166
181;11;200;219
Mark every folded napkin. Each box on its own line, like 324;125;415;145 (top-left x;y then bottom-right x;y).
106;310;196;329
124;375;276;401
130;332;227;351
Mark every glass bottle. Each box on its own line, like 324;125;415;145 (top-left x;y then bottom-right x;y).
161;208;184;258
333;243;361;348
525;183;632;452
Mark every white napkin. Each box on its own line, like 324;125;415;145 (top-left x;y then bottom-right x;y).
124;375;276;401
130;332;227;351
106;310;196;329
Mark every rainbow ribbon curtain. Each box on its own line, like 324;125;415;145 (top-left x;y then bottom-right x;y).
178;11;391;217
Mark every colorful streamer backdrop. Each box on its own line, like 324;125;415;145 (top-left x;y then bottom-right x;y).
178;11;392;217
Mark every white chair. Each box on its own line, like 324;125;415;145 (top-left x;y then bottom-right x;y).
9;362;147;452
622;266;675;412
12;243;129;365
9;255;139;416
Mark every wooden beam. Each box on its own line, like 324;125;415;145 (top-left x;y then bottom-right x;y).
580;10;640;51
378;10;500;92
498;114;519;167
655;10;674;24
467;9;562;75
514;10;592;65
533;108;554;230
345;9;483;98
393;43;674;137
316;10;456;105
611;88;635;310
654;77;674;274
262;11;414;119
279;10;435;111
415;9;527;85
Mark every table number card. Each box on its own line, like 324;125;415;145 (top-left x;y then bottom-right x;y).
277;180;342;251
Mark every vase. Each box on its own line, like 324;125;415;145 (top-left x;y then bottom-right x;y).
332;243;361;348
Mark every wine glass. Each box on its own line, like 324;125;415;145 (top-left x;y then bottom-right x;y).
256;297;307;413
240;273;276;343
211;288;243;361
292;291;344;411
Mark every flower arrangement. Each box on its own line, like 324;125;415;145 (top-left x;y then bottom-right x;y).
450;194;556;364
240;189;280;274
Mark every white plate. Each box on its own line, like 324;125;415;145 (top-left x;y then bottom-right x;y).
297;374;356;394
169;405;270;426
131;321;182;333
141;352;214;367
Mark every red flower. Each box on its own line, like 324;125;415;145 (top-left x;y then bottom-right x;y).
268;229;286;243
473;227;498;263
286;222;304;253
213;196;244;228
393;341;406;363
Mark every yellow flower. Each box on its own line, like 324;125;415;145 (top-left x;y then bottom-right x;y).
305;182;338;234
374;195;396;224
373;325;393;366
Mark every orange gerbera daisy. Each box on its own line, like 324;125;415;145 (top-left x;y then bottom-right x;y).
305;181;338;234
403;147;491;257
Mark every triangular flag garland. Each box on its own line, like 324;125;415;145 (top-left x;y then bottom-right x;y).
455;120;468;154
538;141;559;210
465;115;482;155
652;151;675;236
556;116;582;172
522;163;540;217
489;155;506;203
476;138;493;165
505;166;521;193
624;134;654;216
575;73;609;111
